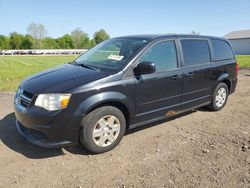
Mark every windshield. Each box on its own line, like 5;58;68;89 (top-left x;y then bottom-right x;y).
74;38;148;72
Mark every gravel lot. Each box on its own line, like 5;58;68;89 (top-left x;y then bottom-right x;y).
0;70;249;188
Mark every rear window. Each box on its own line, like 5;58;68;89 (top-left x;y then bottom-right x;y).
211;39;234;61
181;39;210;67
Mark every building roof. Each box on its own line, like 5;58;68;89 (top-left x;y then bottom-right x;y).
225;30;250;39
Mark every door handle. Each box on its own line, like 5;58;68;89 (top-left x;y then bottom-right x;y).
171;75;182;80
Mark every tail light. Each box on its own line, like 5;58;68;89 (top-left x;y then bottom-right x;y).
236;61;239;76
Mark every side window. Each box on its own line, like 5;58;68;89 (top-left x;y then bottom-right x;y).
211;39;234;61
140;40;177;72
181;39;211;66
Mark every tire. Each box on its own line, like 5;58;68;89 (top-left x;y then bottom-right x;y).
80;106;126;154
208;82;229;111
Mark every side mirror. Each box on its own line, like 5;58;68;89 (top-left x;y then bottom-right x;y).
134;61;156;75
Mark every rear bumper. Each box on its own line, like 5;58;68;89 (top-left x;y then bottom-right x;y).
230;78;238;94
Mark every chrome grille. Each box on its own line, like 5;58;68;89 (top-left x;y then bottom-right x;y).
17;89;33;108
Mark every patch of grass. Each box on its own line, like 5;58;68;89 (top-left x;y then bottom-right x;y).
0;55;77;91
236;55;250;68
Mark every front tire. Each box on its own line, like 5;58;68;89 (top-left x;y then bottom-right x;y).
80;106;126;154
208;82;229;111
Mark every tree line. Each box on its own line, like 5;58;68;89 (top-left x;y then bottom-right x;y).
0;23;110;50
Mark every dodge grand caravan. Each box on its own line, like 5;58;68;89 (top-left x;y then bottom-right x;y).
14;34;238;153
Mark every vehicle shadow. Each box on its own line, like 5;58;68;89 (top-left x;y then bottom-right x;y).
0;108;206;159
194;106;212;112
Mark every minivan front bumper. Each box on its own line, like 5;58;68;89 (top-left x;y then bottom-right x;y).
14;97;82;148
16;121;73;148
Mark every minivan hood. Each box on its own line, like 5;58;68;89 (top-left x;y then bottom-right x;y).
20;64;110;94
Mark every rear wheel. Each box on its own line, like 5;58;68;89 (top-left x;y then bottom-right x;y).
208;82;229;111
80;106;126;154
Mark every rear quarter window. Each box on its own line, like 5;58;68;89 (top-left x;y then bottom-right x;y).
211;39;234;61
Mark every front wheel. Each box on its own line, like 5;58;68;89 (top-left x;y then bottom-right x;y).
80;106;126;154
208;82;229;111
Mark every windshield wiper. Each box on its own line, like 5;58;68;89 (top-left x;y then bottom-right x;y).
70;61;99;71
78;63;99;71
68;60;78;65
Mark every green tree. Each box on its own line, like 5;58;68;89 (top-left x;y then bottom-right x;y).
90;39;96;48
9;32;23;49
81;35;91;49
21;34;33;49
0;35;10;49
0;27;111;50
62;34;74;49
71;28;89;49
93;29;110;44
55;35;74;49
55;38;64;49
42;37;58;49
27;23;47;48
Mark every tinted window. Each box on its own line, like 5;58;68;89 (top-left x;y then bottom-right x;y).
211;39;234;61
181;39;210;66
140;41;177;72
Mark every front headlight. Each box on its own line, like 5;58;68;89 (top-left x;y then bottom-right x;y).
35;94;71;111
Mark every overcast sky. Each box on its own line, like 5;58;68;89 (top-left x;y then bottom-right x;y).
0;0;249;38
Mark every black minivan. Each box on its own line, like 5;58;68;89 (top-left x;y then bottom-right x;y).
14;34;238;153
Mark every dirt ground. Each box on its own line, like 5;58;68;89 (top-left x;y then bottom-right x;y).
0;70;249;188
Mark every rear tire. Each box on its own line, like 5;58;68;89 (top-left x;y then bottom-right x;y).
80;106;126;154
208;82;228;111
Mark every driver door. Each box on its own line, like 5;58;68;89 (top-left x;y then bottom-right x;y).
134;39;183;123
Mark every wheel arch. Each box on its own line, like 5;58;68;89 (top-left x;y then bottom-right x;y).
75;92;134;129
87;101;131;129
217;73;231;92
221;79;231;92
